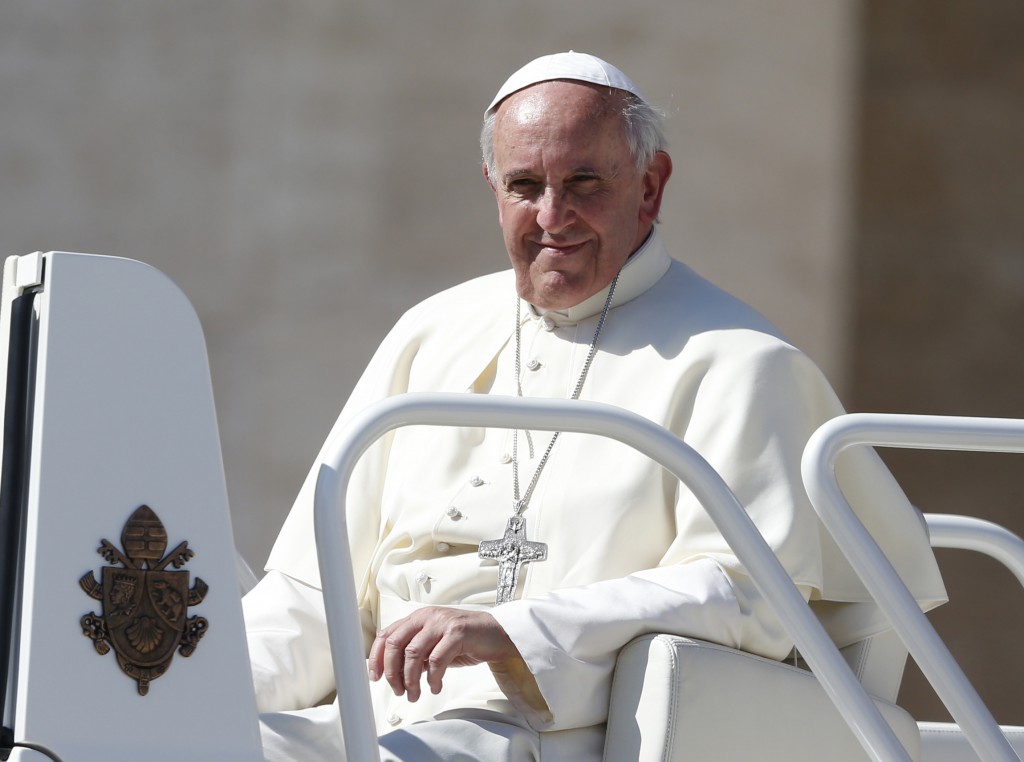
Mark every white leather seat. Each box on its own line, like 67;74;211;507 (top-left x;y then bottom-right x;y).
602;510;1024;760
603;633;920;761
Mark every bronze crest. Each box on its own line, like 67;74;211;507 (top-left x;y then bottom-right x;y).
80;505;209;695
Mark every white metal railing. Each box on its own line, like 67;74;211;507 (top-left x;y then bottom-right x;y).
925;513;1024;591
314;393;916;762
802;413;1024;762
919;514;1024;751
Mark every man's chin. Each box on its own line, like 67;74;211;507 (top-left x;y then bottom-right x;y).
529;279;587;311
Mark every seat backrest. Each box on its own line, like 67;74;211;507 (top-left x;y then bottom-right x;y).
835;629;909;702
795;599;911;702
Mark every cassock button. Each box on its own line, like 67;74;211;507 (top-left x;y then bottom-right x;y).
469;475;484;487
526;358;541;371
435;542;451;553
387;713;402;726
446;506;462;520
541;316;556;332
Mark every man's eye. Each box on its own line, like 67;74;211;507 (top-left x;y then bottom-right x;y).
507;179;539;195
569;175;600;188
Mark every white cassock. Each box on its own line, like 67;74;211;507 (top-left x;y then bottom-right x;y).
243;230;946;761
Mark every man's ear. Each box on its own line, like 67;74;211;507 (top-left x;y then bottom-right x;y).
639;151;673;226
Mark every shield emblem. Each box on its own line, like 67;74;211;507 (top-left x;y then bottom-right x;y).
104;567;187;668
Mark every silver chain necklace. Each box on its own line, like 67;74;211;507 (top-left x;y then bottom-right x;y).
478;272;621;604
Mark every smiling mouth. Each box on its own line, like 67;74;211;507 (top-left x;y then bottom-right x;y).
537;241;586;256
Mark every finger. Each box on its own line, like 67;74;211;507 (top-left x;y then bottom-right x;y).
401;631;439;703
381;626;415;697
423;628;463;696
367;627;390;682
425;649;448;696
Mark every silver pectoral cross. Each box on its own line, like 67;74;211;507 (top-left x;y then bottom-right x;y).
478;515;548;604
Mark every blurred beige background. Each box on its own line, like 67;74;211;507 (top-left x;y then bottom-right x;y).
2;0;1021;723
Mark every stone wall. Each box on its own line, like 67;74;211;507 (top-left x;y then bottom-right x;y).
0;0;857;572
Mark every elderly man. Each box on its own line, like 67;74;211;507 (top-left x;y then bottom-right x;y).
243;52;944;761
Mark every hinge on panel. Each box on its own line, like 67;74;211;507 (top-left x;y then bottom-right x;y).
13;253;44;291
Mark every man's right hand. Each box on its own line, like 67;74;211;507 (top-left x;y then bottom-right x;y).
367;606;520;703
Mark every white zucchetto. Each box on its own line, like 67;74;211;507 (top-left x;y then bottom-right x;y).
485;51;647;115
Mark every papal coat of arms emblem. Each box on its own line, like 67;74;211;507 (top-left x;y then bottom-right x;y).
80;505;209;695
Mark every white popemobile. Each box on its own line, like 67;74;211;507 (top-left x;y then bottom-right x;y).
1;250;1022;761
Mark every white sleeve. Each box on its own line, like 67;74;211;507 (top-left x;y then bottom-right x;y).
489;558;808;731
242;570;336;713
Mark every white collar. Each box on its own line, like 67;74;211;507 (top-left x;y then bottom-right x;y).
525;229;671;325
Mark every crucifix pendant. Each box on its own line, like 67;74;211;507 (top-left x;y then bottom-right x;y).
478;515;548;604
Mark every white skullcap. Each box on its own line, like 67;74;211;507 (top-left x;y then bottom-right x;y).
485;51;646;115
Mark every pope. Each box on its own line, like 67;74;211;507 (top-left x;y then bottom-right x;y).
243;51;944;761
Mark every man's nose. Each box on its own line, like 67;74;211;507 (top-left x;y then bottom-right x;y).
535;186;574;232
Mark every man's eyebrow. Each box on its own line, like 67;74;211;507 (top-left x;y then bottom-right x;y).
501;169;534;184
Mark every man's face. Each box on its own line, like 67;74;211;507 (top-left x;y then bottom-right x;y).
485;81;670;310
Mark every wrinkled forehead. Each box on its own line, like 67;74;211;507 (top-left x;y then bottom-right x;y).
491;82;632;174
494;80;628;137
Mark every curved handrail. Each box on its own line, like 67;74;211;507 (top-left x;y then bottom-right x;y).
802;413;1024;762
315;393;913;762
925;513;1024;591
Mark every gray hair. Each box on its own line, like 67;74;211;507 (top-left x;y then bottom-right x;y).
480;90;667;179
